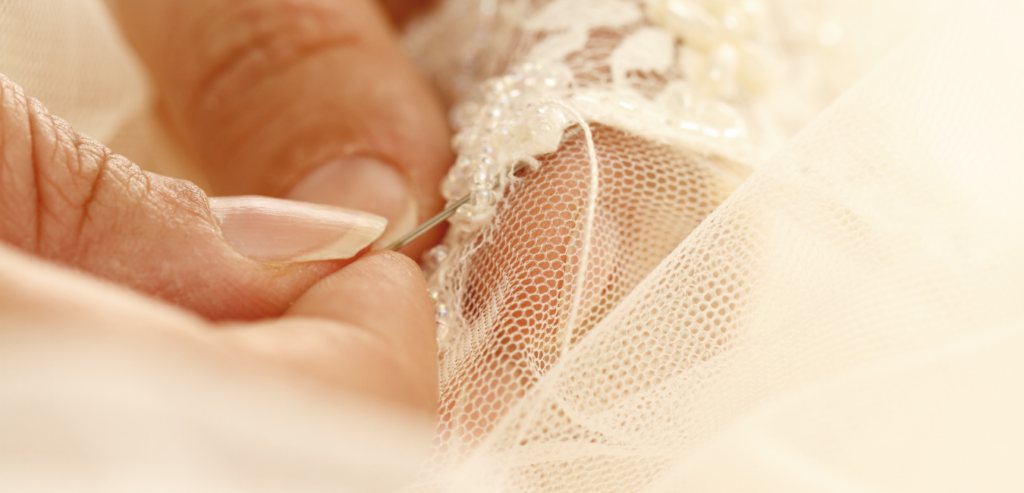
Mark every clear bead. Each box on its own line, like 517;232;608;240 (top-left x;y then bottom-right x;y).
436;320;450;344
452;204;495;232
442;178;468;201
452;204;475;225
451;205;477;232
472;168;497;189
423;245;449;272
536;105;567;127
434;303;450;320
471;189;497;207
428;289;440;302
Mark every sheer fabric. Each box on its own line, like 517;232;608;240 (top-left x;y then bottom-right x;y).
406;0;1024;491
1;0;1023;491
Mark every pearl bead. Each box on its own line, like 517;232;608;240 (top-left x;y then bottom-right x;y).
708;43;739;97
662;0;722;50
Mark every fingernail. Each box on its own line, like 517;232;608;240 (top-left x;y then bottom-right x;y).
287;157;418;250
210;196;386;262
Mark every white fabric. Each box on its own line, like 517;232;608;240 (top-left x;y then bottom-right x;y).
0;0;146;142
0;316;435;493
413;0;1024;491
1;0;1023;491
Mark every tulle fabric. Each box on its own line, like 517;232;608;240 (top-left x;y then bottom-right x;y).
1;0;1022;491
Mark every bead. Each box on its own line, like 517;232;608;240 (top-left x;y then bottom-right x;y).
423;245;449;272
436;319;450;344
471;189;497;207
440;62;574;233
452;204;495;232
472;168;497;189
708;43;739;97
435;303;451;320
441;177;468;201
650;0;781;99
451;204;477;229
536;105;568;128
662;0;721;50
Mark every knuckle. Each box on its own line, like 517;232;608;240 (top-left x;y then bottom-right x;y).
186;0;376;116
19;94;151;257
0;73;212;273
0;74;36;250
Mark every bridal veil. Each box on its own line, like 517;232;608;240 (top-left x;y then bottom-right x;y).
1;0;1022;491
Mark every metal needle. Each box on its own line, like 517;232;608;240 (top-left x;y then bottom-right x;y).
383;161;532;251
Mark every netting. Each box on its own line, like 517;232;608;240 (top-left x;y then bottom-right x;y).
404;0;1024;491
1;0;1022;490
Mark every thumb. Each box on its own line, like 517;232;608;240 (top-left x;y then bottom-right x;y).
0;74;384;321
106;0;453;253
216;252;439;413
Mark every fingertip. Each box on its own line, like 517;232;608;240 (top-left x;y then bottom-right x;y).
209;195;387;262
288;251;437;392
285;157;419;251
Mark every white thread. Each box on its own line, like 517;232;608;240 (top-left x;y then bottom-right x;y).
538;99;600;360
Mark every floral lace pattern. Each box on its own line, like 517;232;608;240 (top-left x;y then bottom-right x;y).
408;0;794;350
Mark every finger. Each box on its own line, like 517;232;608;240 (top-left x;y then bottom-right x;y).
379;0;438;27
217;252;438;412
0;241;436;415
105;0;453;254
0;74;384;321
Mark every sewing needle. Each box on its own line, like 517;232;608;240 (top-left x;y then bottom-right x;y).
384;161;531;251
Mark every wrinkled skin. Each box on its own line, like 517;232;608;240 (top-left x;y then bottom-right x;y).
1;0;447;413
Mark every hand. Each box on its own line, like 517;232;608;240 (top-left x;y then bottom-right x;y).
4;0;454;321
0;72;437;411
1;0;450;412
103;0;452;257
0;241;438;413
